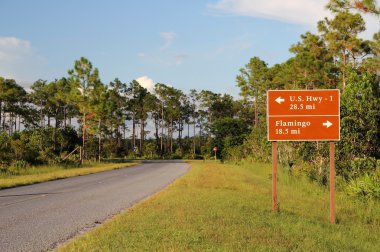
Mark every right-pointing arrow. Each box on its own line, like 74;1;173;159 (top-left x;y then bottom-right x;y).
323;120;332;128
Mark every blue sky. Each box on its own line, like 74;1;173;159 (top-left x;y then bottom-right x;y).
0;0;378;96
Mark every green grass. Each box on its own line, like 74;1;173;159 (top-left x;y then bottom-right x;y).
0;162;138;189
59;160;380;251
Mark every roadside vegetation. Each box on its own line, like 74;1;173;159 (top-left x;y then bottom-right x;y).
59;160;380;251
0;0;379;202
0;162;137;189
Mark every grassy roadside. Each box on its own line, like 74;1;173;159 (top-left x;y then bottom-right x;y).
0;162;138;189
59;160;380;251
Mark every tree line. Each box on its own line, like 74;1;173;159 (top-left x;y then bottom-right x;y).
0;56;251;168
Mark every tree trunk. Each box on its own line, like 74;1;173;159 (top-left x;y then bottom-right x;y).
342;50;347;89
117;125;121;148
178;120;182;151
9;112;12;135
14;113;17;133
140;117;144;154
2;110;5;132
170;118;173;153
193;122;196;156
187;121;190;141
18;114;21;131
166;123;169;153
40;102;44;128
0;102;2;132
132;114;136;150
82;111;86;165
199;124;202;150
98;119;101;162
160;103;164;155
154;116;159;152
64;107;67;128
123;123;126;140
255;99;259;127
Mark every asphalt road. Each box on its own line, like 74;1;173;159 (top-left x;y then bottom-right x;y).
0;160;190;252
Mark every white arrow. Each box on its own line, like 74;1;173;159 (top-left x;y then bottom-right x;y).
323;120;332;128
275;97;285;104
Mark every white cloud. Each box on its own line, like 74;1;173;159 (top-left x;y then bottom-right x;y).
0;36;45;87
208;0;379;38
208;0;328;27
136;76;155;92
0;37;31;61
160;32;176;50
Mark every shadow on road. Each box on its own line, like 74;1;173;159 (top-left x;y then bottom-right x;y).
0;192;60;198
140;160;186;164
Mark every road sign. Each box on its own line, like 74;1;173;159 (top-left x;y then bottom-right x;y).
267;89;340;141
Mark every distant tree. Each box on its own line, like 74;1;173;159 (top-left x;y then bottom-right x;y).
127;80;147;154
198;90;217;127
236;57;268;127
154;83;183;154
188;89;199;156
68;57;100;163
289;32;338;89
362;31;380;73
154;83;167;155
327;0;379;15
164;86;183;153
0;78;27;134
211;117;249;158
318;11;369;88
88;80;108;161
211;93;236;120
108;79;127;155
0;131;11;165
30;80;48;128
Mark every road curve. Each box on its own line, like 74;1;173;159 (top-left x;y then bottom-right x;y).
0;160;190;252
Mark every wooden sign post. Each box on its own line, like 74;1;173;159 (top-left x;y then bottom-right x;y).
329;142;335;224
267;90;340;223
272;141;278;212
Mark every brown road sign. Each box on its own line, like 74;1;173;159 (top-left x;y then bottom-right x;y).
267;90;340;141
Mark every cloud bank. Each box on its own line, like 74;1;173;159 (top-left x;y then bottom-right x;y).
208;0;378;38
0;36;45;86
208;0;328;27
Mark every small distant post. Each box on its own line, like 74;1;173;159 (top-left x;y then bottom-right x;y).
272;141;278;212
213;147;218;160
330;142;336;224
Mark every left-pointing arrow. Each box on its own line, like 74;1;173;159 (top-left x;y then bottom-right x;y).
323;120;332;128
275;97;285;104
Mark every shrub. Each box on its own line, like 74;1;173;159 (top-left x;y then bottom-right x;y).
7;160;29;175
347;173;380;201
351;157;377;179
